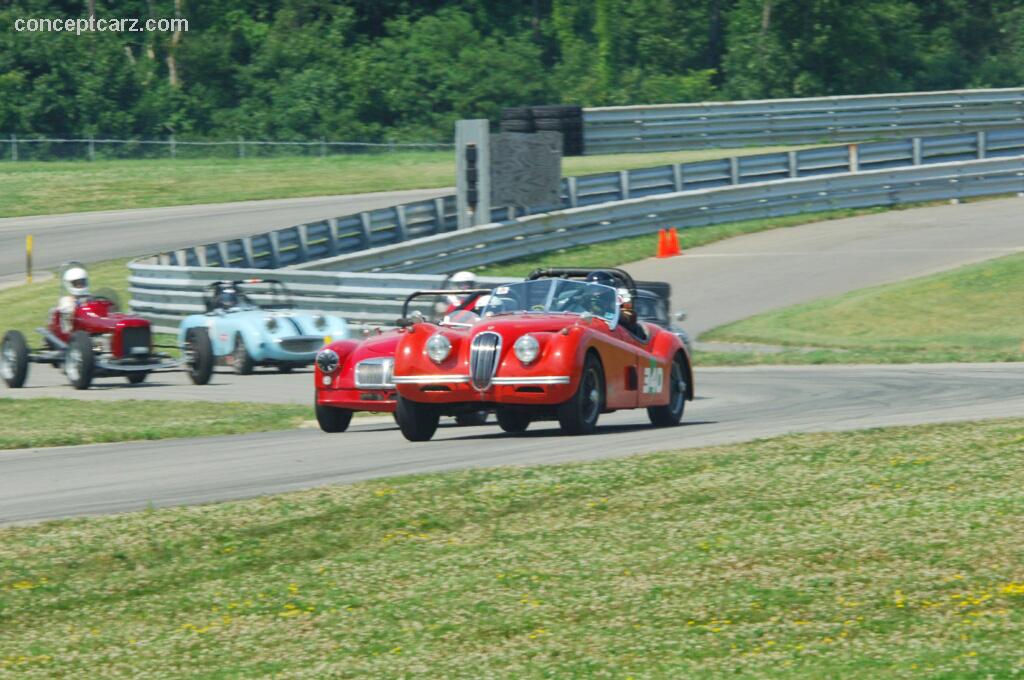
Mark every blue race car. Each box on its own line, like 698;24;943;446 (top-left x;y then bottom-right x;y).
178;279;349;384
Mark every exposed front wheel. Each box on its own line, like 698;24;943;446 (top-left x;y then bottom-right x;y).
647;355;687;427
557;354;604;435
455;410;488;427
395;396;440;442
316;402;353;433
496;408;531;433
232;333;254;375
65;331;95;390
0;330;30;388
185;328;214;385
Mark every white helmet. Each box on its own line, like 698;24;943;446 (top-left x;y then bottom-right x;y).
62;266;90;297
450;270;476;291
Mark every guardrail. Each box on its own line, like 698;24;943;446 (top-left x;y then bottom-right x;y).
131;155;1024;329
295;156;1024;274
157;127;1024;270
583;88;1024;154
128;267;506;334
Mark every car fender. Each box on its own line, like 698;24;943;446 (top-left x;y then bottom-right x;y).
648;327;694;401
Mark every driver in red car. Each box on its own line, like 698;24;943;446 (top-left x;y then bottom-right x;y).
57;265;90;333
443;270;489;314
585;270;645;339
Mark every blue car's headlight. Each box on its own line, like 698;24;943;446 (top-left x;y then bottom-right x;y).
265;316;279;332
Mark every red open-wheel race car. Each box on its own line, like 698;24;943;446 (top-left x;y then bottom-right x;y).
0;262;180;390
313;288;493;433
389;268;694;441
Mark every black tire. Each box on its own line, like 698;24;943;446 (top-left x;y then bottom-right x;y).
316;402;353;433
64;331;95;390
558;353;604;435
232;333;254;375
531;104;581;118
496;408;531;433
395;396;440;442
648;355;688;427
455;410;488;427
534;118;568;131
500;120;535;133
0;330;30;388
500;107;533;121
125;372;149;385
185;328;214;385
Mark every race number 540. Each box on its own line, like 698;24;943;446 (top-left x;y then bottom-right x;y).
642;366;664;394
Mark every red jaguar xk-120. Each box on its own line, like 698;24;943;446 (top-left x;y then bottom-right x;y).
390;268;694;441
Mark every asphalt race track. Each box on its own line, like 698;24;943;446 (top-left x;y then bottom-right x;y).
2;363;1022;524
0;188;449;278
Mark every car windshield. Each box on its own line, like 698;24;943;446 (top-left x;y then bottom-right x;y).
482;279;619;325
635;293;667;324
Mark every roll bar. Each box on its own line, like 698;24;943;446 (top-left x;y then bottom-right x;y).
526;267;638;299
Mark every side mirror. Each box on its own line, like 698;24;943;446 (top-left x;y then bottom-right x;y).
674;310;687;322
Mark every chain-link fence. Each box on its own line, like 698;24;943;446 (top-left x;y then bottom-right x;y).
0;135;453;162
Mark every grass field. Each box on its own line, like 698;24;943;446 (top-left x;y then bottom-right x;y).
700;252;1024;365
0;146;804;218
0;418;1021;677
0;398;309;449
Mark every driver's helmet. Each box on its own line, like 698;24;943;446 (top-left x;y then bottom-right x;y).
219;287;239;309
584;271;617;289
450;270;477;291
62;266;90;298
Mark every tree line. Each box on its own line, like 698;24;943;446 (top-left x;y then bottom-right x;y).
1;0;1022;143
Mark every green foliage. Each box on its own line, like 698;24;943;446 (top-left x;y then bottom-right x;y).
3;1;1024;142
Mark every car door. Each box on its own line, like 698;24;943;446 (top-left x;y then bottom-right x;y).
614;323;669;408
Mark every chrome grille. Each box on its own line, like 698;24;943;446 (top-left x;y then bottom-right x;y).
469;332;501;390
120;326;151;357
354;358;394;388
279;337;323;354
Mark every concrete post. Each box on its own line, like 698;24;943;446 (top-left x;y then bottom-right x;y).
455;119;491;229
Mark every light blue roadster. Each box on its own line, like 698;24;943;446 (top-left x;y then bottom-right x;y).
177;279;349;384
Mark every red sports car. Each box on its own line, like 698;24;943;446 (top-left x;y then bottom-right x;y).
313;288;492;433
391;268;694;441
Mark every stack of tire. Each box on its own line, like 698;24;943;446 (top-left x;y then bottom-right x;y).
499;104;585;156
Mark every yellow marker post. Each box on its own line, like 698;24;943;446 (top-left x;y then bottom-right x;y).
26;235;33;284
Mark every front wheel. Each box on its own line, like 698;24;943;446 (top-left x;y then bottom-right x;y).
65;331;95;390
0;330;30;388
647;355;687;427
455;410;488;427
395;396;440;442
557;354;604;435
316;402;353;433
232;333;254;375
185;328;214;385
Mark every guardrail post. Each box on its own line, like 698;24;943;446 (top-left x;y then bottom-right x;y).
912;137;923;165
297;224;311;263
568;177;579;207
672;163;684;191
359;212;373;247
11;133;17;161
432;198;447;234
169;134;176;159
241;237;256;267
327;217;339;256
729;157;740;184
619;171;630;200
268;232;281;268
88;136;95;162
848;144;859;173
394;205;409;242
976;131;987;159
788;151;798;177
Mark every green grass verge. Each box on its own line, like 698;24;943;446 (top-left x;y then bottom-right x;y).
1;419;1022;677
0;398;309;449
473;206;894;278
0;146;805;218
701;252;1024;365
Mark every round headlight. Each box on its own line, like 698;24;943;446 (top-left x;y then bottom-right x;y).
316;348;339;374
425;333;452;363
514;334;540;364
265;316;279;332
314;315;327;330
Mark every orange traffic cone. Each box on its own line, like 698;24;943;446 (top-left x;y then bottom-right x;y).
667;227;682;256
656;229;669;258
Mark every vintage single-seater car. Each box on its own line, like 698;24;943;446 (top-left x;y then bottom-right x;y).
1;262;179;390
178;279;349;384
390;268;694;441
313;289;493;433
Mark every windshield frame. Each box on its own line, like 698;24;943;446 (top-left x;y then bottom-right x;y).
484;279;620;330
